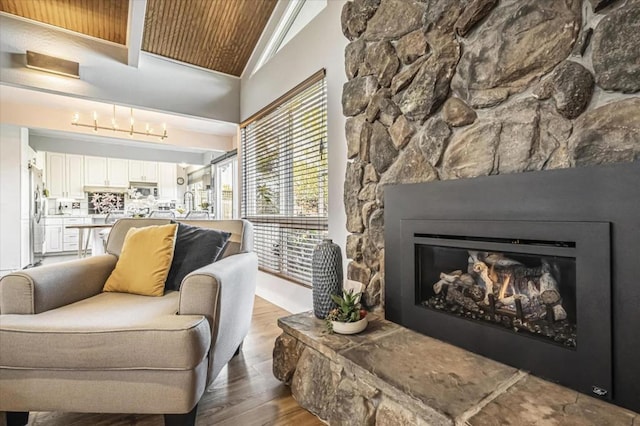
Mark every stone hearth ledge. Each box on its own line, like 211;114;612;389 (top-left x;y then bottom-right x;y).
273;312;638;425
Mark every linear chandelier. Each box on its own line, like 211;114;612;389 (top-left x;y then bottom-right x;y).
72;105;168;140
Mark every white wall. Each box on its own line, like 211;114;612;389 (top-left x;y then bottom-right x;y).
241;0;348;312
0;124;25;274
0;15;240;123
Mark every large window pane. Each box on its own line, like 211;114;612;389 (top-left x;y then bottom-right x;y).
241;72;328;286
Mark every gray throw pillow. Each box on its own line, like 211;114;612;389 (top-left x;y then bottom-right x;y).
165;223;231;292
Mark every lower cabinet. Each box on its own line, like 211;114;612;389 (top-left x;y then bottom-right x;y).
62;217;90;252
44;217;92;254
44;220;63;253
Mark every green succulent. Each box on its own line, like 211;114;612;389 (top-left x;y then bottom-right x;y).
325;289;367;333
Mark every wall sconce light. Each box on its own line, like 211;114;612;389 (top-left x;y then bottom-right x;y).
26;51;79;79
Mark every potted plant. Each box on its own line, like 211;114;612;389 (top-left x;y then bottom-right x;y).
325;289;368;334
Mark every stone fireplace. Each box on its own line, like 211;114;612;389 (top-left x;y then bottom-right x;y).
341;0;639;414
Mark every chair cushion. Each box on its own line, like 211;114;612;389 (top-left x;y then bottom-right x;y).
103;223;178;296
165;223;231;291
0;292;210;370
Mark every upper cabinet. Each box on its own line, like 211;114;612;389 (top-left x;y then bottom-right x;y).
46;152;84;198
85;156;129;187
46;152;65;198
129;160;158;183
158;162;178;200
66;155;85;198
108;158;129;187
84;156;108;186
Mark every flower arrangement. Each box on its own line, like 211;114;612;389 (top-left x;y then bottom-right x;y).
325;289;368;334
126;188;157;217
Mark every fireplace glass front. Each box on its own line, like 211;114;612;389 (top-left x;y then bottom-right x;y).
416;242;577;348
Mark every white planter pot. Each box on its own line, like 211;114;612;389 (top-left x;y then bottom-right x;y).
331;317;368;335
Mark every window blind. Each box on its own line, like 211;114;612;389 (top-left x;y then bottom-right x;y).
241;70;328;287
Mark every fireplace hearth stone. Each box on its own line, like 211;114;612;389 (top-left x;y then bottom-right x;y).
273;312;638;425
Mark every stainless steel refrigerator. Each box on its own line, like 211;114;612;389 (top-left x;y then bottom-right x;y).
28;163;45;267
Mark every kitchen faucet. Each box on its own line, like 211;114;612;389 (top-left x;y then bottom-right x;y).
183;191;195;212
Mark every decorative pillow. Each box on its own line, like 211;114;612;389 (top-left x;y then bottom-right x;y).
164;223;231;291
103;223;178;296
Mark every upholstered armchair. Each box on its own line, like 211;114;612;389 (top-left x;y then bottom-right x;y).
0;219;258;426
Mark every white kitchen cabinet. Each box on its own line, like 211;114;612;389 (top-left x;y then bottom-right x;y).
62;217;91;252
144;162;159;182
46;152;85;199
46;152;66;198
128;160;143;182
44;217;91;253
129;160;158;183
157;162;177;200
85;156;129;187
84;156;108;186
44;218;64;253
108;158;129;186
65;154;85;198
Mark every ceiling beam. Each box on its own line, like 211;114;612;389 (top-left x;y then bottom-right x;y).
127;0;147;67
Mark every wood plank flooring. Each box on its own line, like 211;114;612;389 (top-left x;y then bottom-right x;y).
28;297;323;426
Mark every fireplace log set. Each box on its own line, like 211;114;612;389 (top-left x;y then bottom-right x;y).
425;251;576;348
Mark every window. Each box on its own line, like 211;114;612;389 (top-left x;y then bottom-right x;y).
241;70;328;286
251;0;327;75
214;155;238;220
187;166;212;212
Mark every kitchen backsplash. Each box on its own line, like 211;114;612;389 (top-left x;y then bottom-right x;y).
48;199;90;216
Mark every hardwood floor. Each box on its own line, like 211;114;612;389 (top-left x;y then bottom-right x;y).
27;297;323;426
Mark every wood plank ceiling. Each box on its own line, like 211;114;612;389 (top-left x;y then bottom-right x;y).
142;0;278;77
0;0;129;45
1;0;278;77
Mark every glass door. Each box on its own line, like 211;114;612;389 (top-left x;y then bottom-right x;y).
215;157;237;219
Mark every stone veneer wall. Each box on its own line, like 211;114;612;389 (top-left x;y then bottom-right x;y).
341;0;640;310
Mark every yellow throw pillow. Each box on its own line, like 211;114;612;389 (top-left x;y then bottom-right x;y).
103;223;178;296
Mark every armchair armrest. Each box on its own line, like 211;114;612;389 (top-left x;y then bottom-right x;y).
0;255;117;315
179;251;258;383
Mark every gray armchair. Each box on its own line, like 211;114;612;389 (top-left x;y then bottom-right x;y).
0;219;258;426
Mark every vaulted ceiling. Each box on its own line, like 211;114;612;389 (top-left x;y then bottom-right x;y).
0;0;278;77
0;0;129;44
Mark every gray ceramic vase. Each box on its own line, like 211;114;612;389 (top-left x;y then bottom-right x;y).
312;238;343;319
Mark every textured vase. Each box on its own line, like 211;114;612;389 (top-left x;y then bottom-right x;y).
312;239;343;319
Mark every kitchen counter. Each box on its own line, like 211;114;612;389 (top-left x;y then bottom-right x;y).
45;214;91;218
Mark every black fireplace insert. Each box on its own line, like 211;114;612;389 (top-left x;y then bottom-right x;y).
384;163;640;413
417;237;578;348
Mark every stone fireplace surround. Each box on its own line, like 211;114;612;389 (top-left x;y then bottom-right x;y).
332;0;639;421
272;11;640;419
